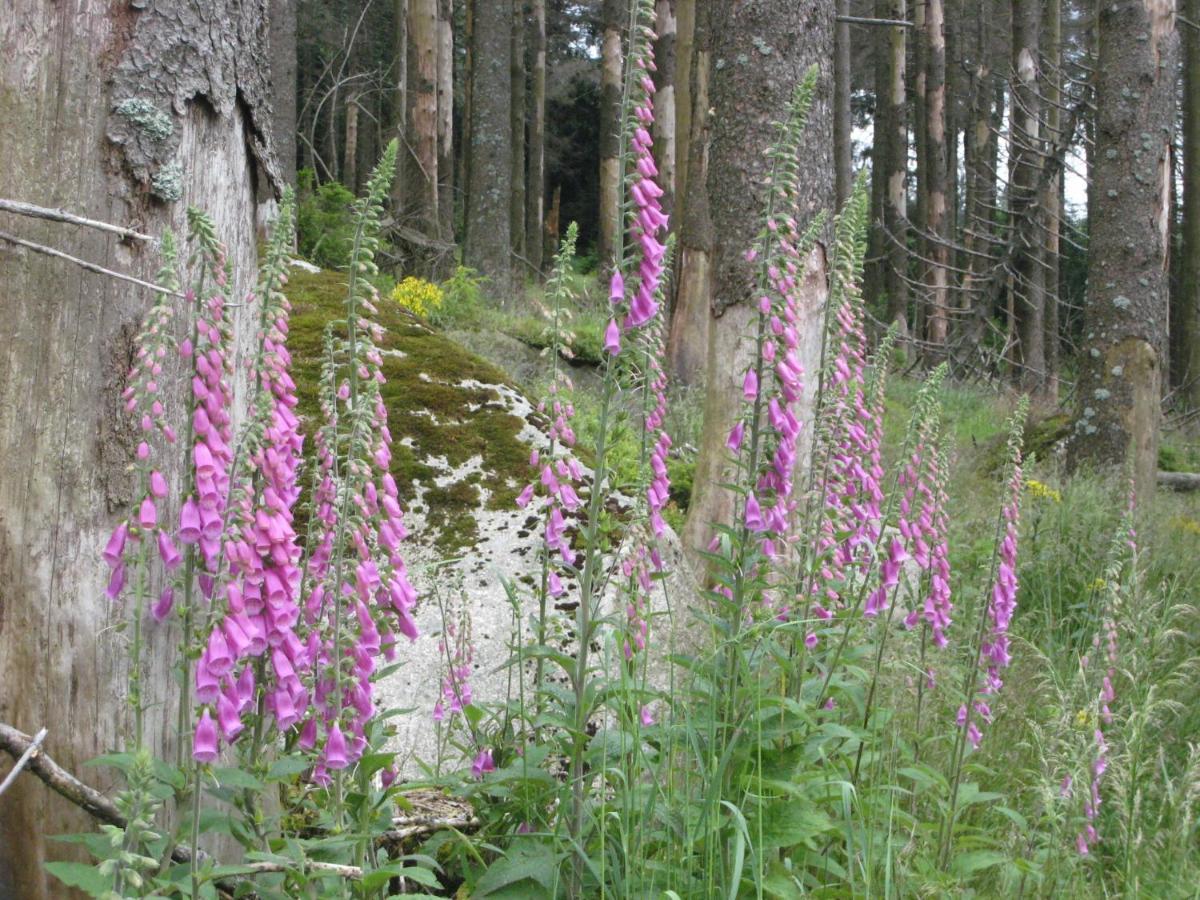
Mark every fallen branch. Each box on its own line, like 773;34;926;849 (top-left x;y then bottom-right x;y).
0;724;198;865
0;198;155;243
1158;470;1200;491
1;722;478;879
0;726;47;797
0;229;184;297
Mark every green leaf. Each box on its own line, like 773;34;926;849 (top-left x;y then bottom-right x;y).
267;757;311;780
951;850;1009;877
44;861;112;896
210;767;265;791
474;841;559;897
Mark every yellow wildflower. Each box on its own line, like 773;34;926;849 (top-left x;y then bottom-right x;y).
1089;578;1107;592
1025;479;1062;503
392;277;444;319
1173;516;1200;536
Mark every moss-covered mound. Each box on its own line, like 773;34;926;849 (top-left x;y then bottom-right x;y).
284;267;537;554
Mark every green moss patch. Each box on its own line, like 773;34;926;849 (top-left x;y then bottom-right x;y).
284;268;536;555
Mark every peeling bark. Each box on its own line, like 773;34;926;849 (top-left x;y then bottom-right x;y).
682;0;833;557
0;2;278;896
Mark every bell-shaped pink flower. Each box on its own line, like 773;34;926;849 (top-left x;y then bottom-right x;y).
604;319;621;356
609;271;625;304
157;530;182;570
743;368;759;400
104;563;126;601
138;497;157;530
217;690;244;742
102;523;128;568
178;497;201;544
151;586;174;622
150;471;168;498
726;421;745;452
192;709;219;763
324;722;350;770
471;748;495;780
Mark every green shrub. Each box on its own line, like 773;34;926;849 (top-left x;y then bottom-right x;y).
295;169;356;269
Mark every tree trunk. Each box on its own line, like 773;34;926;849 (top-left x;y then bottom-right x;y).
344;93;360;191
924;0;949;346
884;0;910;336
598;0;625;269
674;0;695;221
682;0;833;556
0;2;279;895
1042;0;1062;400
1179;0;1200;409
962;10;999;324
463;0;513;300
1009;0;1045;391
403;0;441;276
511;0;528;270
667;0;712;386
392;0;409;216
834;0;853;209
437;0;455;257
458;0;473;237
1069;0;1177;498
864;0;893;311
270;0;298;187
913;0;929;343
525;0;547;275
653;0;678;227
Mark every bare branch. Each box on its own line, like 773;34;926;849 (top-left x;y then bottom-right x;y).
0;230;184;298
0;199;155;243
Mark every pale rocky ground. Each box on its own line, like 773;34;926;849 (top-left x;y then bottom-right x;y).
371;355;701;779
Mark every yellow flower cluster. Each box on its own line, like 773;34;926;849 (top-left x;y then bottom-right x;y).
1173;516;1200;536
392;276;444;319
1025;478;1062;503
1089;578;1107;592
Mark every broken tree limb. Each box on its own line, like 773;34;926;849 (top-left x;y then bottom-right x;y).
1;721;478;880
0;726;47;797
1158;470;1200;491
0;229;185;297
0;198;155;243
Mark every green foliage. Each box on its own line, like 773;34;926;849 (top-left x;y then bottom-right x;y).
296;169;357;269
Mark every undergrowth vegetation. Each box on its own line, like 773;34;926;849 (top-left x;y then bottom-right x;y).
45;3;1200;897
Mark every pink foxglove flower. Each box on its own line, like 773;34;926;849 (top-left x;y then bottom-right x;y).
471;748;495;780
192;709;219;763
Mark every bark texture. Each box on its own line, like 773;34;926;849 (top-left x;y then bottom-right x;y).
0;2;277;896
1179;0;1200;406
1069;0;1177;497
463;0;513;300
924;0;949;345
653;0;678;227
1042;0;1062;399
1009;0;1044;389
883;0;910;334
834;0;854;209
511;0;528;266
270;0;298;186
598;0;625;269
402;0;442;275
667;0;712;386
437;0;454;247
525;0;547;274
682;0;833;556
